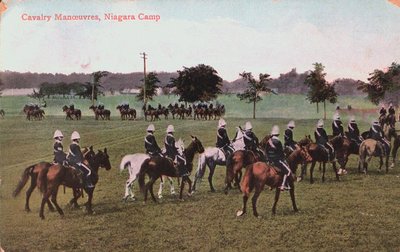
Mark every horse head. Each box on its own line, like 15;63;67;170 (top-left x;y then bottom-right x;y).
300;145;313;163
190;135;205;154
62;105;68;111
95;148;111;171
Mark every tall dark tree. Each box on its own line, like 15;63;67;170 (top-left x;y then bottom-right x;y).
237;71;276;119
304;63;338;119
27;89;46;103
77;71;108;103
169;64;222;103
136;72;160;103
358;62;400;106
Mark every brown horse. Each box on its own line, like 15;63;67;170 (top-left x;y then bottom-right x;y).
138;136;204;203
300;135;343;184
358;125;397;173
0;109;5;118
12;147;95;212
393;134;400;166
236;147;312;218
89;105;111;120
37;148;111;219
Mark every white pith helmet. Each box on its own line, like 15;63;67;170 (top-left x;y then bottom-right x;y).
147;124;155;132
287;120;295;128
317;119;324;128
245;121;252;131
218;118;226;128
381;105;385;109
333;113;340;121
53;130;63;139
389;103;393;107
271;125;280;136
71;131;80;140
166;125;175;133
372;120;379;126
349;116;356;123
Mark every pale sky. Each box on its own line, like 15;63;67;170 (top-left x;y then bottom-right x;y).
0;0;399;82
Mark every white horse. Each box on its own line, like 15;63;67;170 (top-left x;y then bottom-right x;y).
192;127;245;192
119;139;185;201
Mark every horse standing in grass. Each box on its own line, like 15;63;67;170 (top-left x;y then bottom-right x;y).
36;148;111;219
12;147;95;212
192;127;245;193
358;125;397;173
138;136;204;203
236;147;312;218
0;109;5;118
299;135;343;184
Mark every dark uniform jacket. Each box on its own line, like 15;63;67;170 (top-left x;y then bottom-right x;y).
379;108;387;117
370;125;384;141
348;122;360;141
315;127;328;146
332;120;344;136
67;142;84;164
53;141;66;164
244;131;259;150
388;107;395;115
265;136;285;162
216;128;230;148
284;128;296;147
165;133;178;159
145;133;161;155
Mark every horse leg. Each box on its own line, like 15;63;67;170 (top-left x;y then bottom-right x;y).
69;188;81;209
85;188;94;214
272;188;281;215
166;176;176;196
310;162;316;184
322;162;326;182
333;161;339;181
179;176;186;200
385;154;389;173
39;190;52;220
146;177;158;203
251;190;262;218
289;182;298;212
123;177;136;201
378;155;383;172
25;177;38;212
50;188;64;218
208;165;216;192
186;177;193;197
157;176;165;199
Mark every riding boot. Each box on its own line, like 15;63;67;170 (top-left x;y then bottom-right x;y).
280;175;290;191
85;176;94;188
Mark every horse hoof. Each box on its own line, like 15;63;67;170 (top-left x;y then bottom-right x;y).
296;177;303;182
158;195;163;199
256;215;263;219
187;192;192;197
25;208;31;213
236;210;245;217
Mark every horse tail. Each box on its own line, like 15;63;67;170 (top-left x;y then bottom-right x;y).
37;167;50;194
138;159;150;194
240;163;255;194
12;165;34;197
119;155;131;172
196;153;206;179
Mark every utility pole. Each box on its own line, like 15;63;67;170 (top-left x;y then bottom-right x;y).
91;73;95;106
140;52;147;106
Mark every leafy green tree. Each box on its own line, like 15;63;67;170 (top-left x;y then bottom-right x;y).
358;62;400;106
304;63;338;119
77;71;108;103
27;89;46;103
169;64;222;103
237;71;275;119
136;72;160;103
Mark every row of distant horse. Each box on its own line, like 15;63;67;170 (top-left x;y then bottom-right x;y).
23;104;46;120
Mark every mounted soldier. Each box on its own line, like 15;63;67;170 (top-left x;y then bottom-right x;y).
369;120;390;155
332;113;344;137
265;125;291;191
379;105;387;127
388;103;396;127
243;121;259;152
164;125;179;162
69;104;75;111
216;118;233;158
284;120;297;153
347;116;363;145
53;129;66;165
144;124;162;157
315;119;334;161
67;131;93;188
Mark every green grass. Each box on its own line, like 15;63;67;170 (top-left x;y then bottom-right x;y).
0;96;399;251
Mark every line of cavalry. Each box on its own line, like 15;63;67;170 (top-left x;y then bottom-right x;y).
18;102;225;121
11;104;400;220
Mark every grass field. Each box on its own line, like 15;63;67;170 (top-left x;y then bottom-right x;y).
0;95;399;251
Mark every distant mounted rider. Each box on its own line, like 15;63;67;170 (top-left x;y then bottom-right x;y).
284;120;297;153
69;104;75;111
265;125;291;191
332;113;344;137
388;103;396;127
145;124;162;157
315;119;334;161
216;118;233;158
67;131;93;188
379;105;387;127
53;129;66;165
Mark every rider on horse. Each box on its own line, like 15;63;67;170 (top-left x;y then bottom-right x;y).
265;125;291;191
67;131;94;188
243;122;258;151
347;116;362;145
284;120;297;153
332;113;344;137
53;129;66;165
315;119;334;161
145;124;162;157
165;125;187;176
369;120;390;155
388;103;396;127
216;118;233;158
